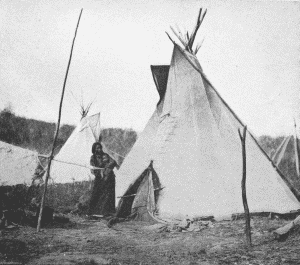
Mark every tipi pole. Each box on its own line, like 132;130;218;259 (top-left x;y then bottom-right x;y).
238;126;252;247
37;9;83;232
293;119;300;178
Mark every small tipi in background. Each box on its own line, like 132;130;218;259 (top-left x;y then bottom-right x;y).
271;121;300;197
116;8;300;222
49;104;119;184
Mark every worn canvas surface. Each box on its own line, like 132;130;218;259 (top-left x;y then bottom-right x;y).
0;141;39;185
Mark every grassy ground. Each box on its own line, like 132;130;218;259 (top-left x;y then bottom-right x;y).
0;216;299;265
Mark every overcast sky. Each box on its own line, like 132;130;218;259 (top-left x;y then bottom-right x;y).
0;0;299;137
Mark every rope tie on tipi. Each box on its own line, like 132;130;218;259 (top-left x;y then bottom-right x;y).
105;148;125;158
38;148;125;170
52;158;106;170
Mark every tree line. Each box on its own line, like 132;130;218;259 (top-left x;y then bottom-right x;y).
0;106;137;159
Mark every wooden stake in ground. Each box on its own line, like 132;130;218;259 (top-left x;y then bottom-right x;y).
37;9;83;232
238;125;252;246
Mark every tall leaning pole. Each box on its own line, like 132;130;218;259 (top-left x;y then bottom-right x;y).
37;9;83;232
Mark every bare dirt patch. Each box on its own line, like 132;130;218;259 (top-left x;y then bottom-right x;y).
0;216;300;264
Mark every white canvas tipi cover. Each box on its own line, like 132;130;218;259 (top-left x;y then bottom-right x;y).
0;141;39;186
50;113;115;183
116;44;300;220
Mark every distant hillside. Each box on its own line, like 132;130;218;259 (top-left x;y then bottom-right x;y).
0;107;137;160
0;106;75;154
101;127;137;164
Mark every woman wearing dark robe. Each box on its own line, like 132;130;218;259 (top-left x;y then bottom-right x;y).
88;142;117;216
100;153;117;215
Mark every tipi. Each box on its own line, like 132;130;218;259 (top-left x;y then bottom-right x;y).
271;129;300;198
50;112;119;183
115;9;300;221
0;141;40;186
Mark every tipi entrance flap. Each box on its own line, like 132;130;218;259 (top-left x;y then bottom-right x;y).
131;169;156;220
117;162;161;221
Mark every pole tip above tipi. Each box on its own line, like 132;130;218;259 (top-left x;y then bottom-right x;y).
167;7;207;55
